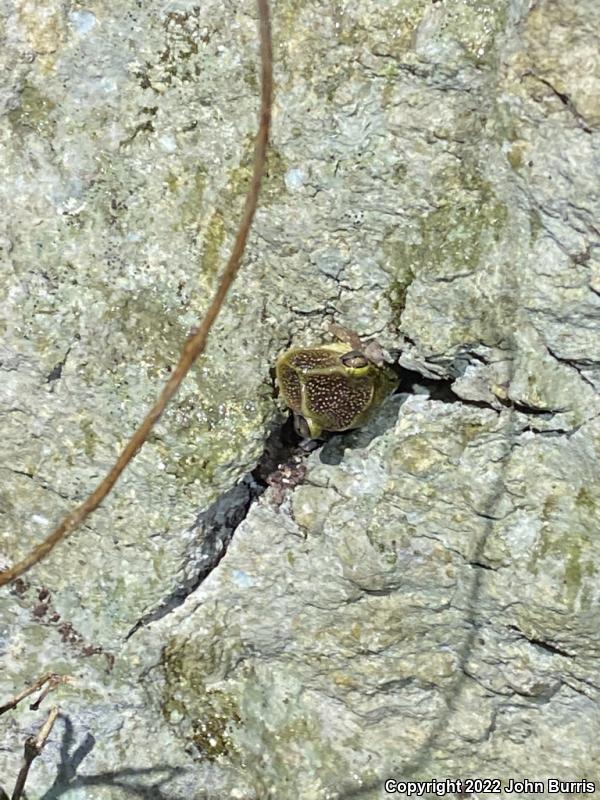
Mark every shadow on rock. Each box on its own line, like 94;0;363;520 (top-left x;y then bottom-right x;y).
318;395;405;465
332;403;520;800
40;714;186;800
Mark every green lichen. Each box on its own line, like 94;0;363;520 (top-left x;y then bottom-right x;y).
191;140;285;284
190;689;241;759
100;291;188;380
276;0;317;67
530;491;598;609
386;274;414;319
165;172;179;193
178;164;208;230
417;169;508;280
557;536;597;611
278;1;427;88
157;8;203;84
382;225;415;323
575;486;595;513
459;419;491;446
436;0;508;65
384;169;508;328
280;0;507;75
507;142;525;170
159;385;269;487
0;489;14;517
336;2;428;54
79;418;99;459
161;636;241;760
233;670;350;798
529;207;544;244
384;232;416;319
391;433;448;477
242;60;259;93
200;209;226;281
9;84;56;138
225;136;287;209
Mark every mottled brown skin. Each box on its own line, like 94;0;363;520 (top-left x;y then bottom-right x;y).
276;332;397;438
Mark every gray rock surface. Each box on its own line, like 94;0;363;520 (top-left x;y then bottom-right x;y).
1;0;600;798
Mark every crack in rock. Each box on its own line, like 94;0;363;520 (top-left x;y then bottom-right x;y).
124;474;263;640
508;624;575;659
124;420;302;640
530;73;594;134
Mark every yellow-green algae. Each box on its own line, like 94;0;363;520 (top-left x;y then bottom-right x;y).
280;0;508;68
181;139;286;289
8;83;56;138
528;487;598;611
161;636;242;760
199;209;226;282
383;234;415;318
173;164;208;232
414;169;508;281
386;167;510;345
434;0;508;65
79;418;100;459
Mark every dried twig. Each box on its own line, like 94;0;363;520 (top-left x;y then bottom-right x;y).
0;676;72;799
29;674;74;711
0;673;73;716
11;706;59;800
0;0;273;587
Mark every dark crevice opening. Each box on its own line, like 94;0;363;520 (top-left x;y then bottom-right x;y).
508;625;575;659
124;419;304;639
396;364;560;418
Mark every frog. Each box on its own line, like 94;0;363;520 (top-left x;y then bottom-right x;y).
275;324;398;438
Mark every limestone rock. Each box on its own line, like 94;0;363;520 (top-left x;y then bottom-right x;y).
1;0;599;797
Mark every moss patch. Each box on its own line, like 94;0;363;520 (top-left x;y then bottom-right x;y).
9;84;56;138
177;164;208;232
530;488;598;609
199;209;226;282
417;169;507;280
436;0;508;65
384;169;508;330
161;636;242;760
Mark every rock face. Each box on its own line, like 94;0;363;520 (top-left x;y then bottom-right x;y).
1;0;600;798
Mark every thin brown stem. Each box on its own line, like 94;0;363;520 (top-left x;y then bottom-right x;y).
11;706;59;800
29;674;74;711
0;673;73;716
0;0;273;587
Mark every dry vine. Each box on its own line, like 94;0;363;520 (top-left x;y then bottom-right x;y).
0;0;273;588
0;673;73;799
0;673;73;716
9;707;59;800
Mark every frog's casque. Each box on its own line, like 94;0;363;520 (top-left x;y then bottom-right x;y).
276;341;397;438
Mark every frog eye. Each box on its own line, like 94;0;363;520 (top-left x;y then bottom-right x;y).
293;413;312;439
340;351;369;369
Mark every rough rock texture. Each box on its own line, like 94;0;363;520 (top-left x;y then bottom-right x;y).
1;0;600;798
